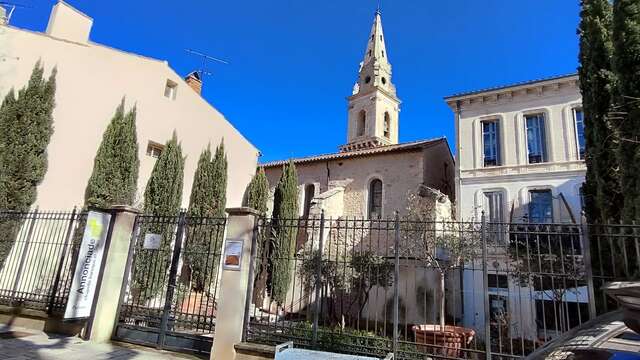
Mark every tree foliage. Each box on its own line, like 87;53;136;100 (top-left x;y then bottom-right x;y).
269;160;299;305
133;132;185;300
402;189;480;329
210;141;228;218
84;99;139;209
613;0;640;222
578;0;621;224
245;167;270;304
0;61;56;270
244;167;269;215
184;142;227;292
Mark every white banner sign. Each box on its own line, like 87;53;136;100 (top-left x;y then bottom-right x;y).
64;210;111;320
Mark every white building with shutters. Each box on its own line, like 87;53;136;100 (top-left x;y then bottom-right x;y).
446;74;585;224
445;74;588;341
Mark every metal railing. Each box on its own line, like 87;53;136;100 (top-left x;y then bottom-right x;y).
244;214;619;360
0;209;86;313
115;212;227;353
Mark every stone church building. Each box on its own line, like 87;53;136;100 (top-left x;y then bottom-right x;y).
262;11;454;220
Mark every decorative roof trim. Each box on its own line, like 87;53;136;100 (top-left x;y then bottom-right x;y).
444;73;578;101
260;137;447;168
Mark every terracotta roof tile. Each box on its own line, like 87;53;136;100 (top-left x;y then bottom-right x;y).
260;137;447;168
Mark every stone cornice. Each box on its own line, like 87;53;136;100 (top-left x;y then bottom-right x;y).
445;74;579;111
460;161;586;184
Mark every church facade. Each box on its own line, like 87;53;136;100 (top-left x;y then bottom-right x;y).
261;11;454;220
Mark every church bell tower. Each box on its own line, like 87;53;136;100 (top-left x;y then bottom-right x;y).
341;9;401;152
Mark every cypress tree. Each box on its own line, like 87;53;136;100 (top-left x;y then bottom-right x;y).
244;167;269;215
133;132;185;299
0;62;56;270
613;0;640;222
211;141;228;218
83;99;139;209
269;160;299;305
0;61;56;211
183;141;227;292
185;145;215;292
578;0;621;224
244;167;270;304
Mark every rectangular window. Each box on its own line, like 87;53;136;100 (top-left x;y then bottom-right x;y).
368;179;383;219
483;191;504;223
488;274;509;289
482;120;500;167
574;108;586;160
164;79;178;100
146;141;164;158
484;191;504;242
529;189;553;223
525;114;547;164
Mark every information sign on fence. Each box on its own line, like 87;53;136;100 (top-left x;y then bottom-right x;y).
223;239;243;270
63;210;111;320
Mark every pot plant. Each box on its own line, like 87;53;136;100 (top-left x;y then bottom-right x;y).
403;187;480;357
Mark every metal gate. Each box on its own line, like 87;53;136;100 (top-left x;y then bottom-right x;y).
114;211;226;354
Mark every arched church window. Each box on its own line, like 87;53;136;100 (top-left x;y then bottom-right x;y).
365;76;371;84
368;179;383;219
303;184;315;218
357;110;366;136
384;112;391;138
381;77;387;85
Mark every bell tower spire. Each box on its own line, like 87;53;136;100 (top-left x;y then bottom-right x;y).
341;10;400;152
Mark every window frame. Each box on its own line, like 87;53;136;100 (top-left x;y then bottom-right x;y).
146;141;165;158
357;110;366;137
573;107;586;160
481;119;501;167
164;79;178;100
368;178;383;219
524;113;548;164
383;112;391;138
528;189;554;223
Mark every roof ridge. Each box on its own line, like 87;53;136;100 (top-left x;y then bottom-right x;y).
444;73;578;100
260;137;446;168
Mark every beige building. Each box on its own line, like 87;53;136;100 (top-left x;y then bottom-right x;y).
258;11;456;328
0;1;259;209
446;74;585;223
445;74;587;340
262;11;454;220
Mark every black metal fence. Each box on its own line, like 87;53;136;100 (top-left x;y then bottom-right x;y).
0;209;86;313
115;212;226;354
1;208;638;359
245;215;611;360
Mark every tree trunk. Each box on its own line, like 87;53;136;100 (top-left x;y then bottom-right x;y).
439;271;445;330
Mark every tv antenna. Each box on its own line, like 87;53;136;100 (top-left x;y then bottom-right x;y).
184;48;229;79
0;1;31;24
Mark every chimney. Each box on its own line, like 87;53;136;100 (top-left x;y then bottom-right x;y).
185;71;202;95
46;1;93;44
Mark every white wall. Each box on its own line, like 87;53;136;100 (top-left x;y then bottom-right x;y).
449;76;585;222
448;76;587;341
0;3;258;210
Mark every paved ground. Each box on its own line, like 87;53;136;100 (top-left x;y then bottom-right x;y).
0;326;201;360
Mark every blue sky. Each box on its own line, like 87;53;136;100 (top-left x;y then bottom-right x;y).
10;0;581;162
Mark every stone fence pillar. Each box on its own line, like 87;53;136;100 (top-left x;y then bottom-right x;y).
212;207;260;360
85;205;139;342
